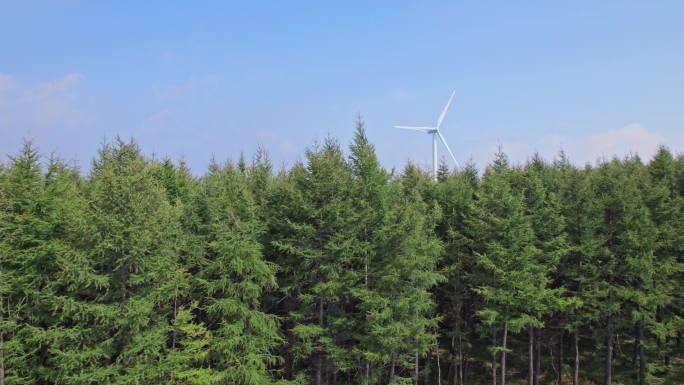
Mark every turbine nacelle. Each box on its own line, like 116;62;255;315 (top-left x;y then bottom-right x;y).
394;90;460;180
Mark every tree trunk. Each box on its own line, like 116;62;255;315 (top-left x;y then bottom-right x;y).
171;296;178;348
534;329;541;385
492;333;498;385
573;330;579;385
501;322;508;385
529;327;534;385
332;364;338;385
364;227;369;286
638;321;646;385
326;356;332;385
285;323;294;380
605;315;614;385
390;355;396;383
316;298;324;385
0;327;4;385
558;331;564;385
459;335;464;385
464;353;470;385
633;323;639;366
363;228;370;385
0;296;4;385
451;336;457;385
414;351;419;385
665;337;670;367
437;346;442;385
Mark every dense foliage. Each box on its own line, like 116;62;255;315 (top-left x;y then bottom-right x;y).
1;122;683;385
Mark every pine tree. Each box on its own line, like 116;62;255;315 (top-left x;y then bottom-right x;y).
519;156;571;385
371;169;443;385
0;159;6;385
642;147;683;382
469;151;561;385
588;157;658;385
347;119;390;384
85;138;185;383
162;302;219;385
0;143;110;384
0;142;46;384
674;154;684;375
558;163;601;385
248;145;274;215
433;162;479;385
149;158;222;385
192;161;282;384
271;139;356;385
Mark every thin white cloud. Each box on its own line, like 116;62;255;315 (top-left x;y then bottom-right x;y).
256;131;297;155
0;73;17;93
577;123;661;163
0;72;85;130
153;75;222;103
390;89;412;101
485;123;681;168
154;80;194;102
159;51;176;65
141;109;174;131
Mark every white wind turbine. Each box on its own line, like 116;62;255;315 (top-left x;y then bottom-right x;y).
395;90;460;180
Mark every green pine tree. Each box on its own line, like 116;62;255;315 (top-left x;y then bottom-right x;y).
558;162;601;385
192;160;282;384
520;156;572;385
589;157;657;385
372;166;443;385
271;139;356;385
85;138;185;384
347;119;390;385
432;162;479;385
0;143;110;384
469;151;561;385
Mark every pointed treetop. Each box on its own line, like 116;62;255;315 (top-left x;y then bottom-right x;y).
437;159;450;182
490;146;510;173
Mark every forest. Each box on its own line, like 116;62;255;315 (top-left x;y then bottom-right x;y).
1;120;683;385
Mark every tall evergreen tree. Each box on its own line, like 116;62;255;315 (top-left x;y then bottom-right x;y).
84;138;187;384
271;139;356;385
558;163;602;385
519;156;571;385
0;160;6;385
0;142;48;384
642;147;683;383
192;161;282;384
0;143;110;384
433;163;479;385
589;158;657;385
469;151;561;385
372;168;443;385
347;119;390;385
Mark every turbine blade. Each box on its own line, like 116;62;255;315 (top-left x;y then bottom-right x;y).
394;125;435;132
436;90;456;130
437;131;460;168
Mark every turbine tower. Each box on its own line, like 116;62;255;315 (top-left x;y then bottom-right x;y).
395;90;460;180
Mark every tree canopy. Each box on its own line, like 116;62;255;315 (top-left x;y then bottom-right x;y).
1;132;683;385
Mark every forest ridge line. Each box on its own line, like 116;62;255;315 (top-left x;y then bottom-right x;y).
1;120;683;385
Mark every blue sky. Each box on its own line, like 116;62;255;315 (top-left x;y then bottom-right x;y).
2;1;683;173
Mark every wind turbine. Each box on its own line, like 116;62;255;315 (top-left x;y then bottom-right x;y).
395;90;459;180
